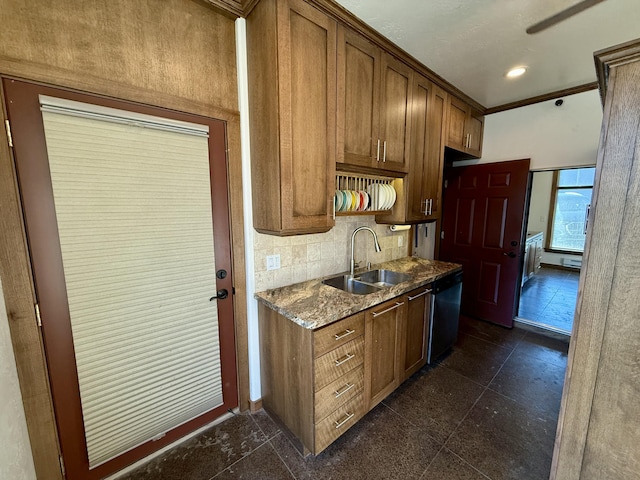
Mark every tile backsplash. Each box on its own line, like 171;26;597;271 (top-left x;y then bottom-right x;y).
253;217;409;292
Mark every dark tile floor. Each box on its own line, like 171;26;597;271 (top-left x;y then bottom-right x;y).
518;267;580;333
120;316;569;480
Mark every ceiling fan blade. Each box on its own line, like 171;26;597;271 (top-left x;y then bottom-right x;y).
526;0;607;34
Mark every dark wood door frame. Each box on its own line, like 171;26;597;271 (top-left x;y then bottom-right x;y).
0;74;249;479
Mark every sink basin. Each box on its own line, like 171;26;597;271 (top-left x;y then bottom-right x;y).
353;269;412;288
322;275;383;295
322;269;412;295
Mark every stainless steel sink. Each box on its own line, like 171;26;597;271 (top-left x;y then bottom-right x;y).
354;269;412;288
322;269;411;295
322;275;383;295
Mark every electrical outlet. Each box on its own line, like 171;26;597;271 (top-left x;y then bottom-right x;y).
266;254;281;271
398;236;404;247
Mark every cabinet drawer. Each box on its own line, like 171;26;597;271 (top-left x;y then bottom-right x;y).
314;393;364;454
314;313;365;358
315;367;364;422
315;336;364;390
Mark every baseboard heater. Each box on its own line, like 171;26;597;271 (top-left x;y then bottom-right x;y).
562;257;583;268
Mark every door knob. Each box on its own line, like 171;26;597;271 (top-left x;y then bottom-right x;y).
209;289;228;301
503;252;517;258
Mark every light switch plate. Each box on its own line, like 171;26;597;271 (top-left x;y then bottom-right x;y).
266;254;281;270
398;236;404;247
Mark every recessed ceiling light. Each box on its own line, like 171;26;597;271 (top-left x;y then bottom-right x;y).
506;66;527;78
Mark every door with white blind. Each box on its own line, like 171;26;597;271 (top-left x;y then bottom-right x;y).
3;79;238;480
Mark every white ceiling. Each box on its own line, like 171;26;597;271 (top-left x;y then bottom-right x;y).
333;0;640;108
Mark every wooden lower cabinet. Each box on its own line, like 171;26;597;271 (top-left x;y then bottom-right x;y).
258;285;434;455
364;298;406;409
402;286;433;380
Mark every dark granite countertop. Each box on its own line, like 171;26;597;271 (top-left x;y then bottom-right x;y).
255;256;461;330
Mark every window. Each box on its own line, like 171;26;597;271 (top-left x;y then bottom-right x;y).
548;167;596;253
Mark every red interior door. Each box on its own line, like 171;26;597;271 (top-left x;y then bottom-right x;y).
440;159;530;327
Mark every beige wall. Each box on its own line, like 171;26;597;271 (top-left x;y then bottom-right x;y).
0;278;37;480
458;90;602;170
253;217;409;292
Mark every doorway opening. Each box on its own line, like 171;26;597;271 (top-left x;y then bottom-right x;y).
517;167;595;334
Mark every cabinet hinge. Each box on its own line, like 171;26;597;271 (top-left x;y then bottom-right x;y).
59;455;66;477
4;119;13;147
35;303;42;327
440;231;445;240
444;179;448;188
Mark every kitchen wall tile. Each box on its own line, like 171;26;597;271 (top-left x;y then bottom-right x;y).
306;243;322;262
291;244;307;265
253;232;274;250
253;217;410;292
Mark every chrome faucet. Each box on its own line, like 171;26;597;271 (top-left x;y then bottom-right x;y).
350;226;382;276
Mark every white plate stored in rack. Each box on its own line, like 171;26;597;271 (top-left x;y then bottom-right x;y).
334;173;397;216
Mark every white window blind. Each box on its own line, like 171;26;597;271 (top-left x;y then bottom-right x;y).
40;97;224;468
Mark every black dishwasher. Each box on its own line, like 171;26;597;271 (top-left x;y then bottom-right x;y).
428;271;462;363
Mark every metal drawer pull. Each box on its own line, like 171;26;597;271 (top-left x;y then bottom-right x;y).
376;139;381;161
382;140;387;162
334;383;355;398
334;412;355;429
372;301;404;317
408;289;432;301
334;329;355;340
334;353;355;366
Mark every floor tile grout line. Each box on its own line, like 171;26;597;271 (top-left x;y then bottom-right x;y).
266;434;299;480
442;340;519;449
418;444;446;480
380;401;447;445
446;447;495;480
484;385;562;424
208;440;279;480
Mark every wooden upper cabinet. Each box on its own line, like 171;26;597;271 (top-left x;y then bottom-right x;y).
337;26;411;173
376;74;446;224
378;54;413;172
446;96;484;158
337;28;380;169
247;0;336;235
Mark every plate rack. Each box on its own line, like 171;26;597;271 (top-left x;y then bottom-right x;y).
335;172;398;216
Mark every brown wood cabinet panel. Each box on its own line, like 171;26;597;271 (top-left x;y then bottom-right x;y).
364;298;406;409
258;303;315;451
376;75;446;225
314;367;364;422
402;286;432;380
447;96;468;151
378;53;412;173
247;0;336;235
314;336;365;391
313;312;365;358
337;27;381;168
314;393;364;453
466;109;484;157
337;26;410;174
446;96;484;158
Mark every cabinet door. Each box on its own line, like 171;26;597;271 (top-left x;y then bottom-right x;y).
403;286;432;380
337;27;381;168
406;74;431;221
377;53;412;173
466;109;484;157
365;298;405;409
277;0;337;233
423;84;447;219
446;96;468;151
